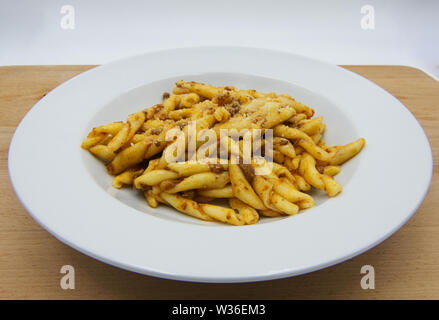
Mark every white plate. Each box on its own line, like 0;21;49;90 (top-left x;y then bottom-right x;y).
8;47;433;283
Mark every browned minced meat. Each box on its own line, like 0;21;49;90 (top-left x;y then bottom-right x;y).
226;102;241;116
278;139;289;145
181;190;195;199
286;122;298;128
150;128;162;135
161;180;178;190
316;165;324;174
162;92;170;100
132;169;144;180
216;92;232;106
154;103;164;111
238;163;255;182
208;164;224;174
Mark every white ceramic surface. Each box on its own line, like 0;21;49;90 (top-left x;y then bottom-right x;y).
8;47;433;282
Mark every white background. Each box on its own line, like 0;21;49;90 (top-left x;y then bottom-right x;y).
0;0;438;79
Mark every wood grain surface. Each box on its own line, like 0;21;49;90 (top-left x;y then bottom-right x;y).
0;65;437;300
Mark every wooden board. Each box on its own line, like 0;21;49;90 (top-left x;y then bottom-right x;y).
0;66;438;299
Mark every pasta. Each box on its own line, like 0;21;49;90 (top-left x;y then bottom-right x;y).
81;81;366;226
